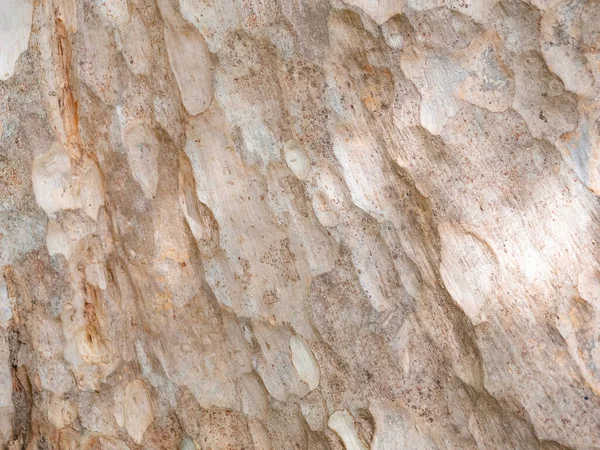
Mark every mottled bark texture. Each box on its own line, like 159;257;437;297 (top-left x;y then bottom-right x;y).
1;0;600;449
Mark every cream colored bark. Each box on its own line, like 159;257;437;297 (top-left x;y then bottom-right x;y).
1;0;600;449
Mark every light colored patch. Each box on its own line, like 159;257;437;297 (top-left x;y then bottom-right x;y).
85;263;107;290
289;335;320;391
284;140;311;180
46;220;72;259
178;0;240;52
0;0;33;80
56;0;78;32
439;223;497;325
121;122;159;200
511;51;578;142
118;15;151;75
540;1;594;96
253;323;308;401
32;143;105;220
401;49;466;135
164;20;213;116
406;0;441;10
32;145;76;213
93;0;130;27
31;314;63;359
458;30;515;113
38;360;76;394
122;380;154;444
180;436;198;450
310;167;347;228
0;277;12;328
328;410;368;450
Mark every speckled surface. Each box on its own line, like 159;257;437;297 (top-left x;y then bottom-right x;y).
1;0;600;449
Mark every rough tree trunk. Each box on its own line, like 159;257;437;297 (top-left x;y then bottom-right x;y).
1;0;599;449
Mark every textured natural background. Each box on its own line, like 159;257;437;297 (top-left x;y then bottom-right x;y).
1;0;600;449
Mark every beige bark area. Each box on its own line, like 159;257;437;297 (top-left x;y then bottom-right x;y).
1;0;600;449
